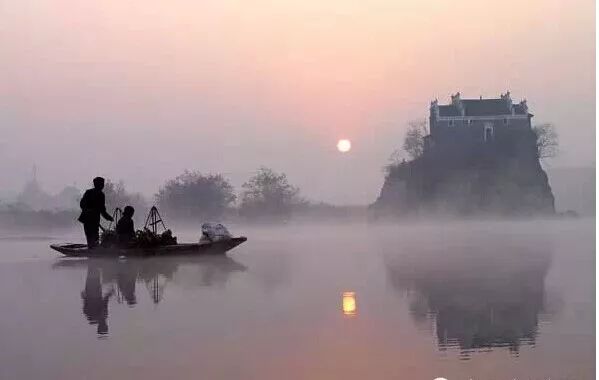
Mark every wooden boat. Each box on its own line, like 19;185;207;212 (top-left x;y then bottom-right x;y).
50;236;247;257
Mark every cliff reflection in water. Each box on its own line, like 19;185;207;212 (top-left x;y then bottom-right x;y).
386;241;552;358
53;256;247;335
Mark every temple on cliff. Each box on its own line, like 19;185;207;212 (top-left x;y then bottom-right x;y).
425;92;532;153
372;92;555;216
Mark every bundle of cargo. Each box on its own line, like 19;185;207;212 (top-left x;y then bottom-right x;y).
200;222;232;243
99;206;177;248
99;229;118;247
134;228;177;247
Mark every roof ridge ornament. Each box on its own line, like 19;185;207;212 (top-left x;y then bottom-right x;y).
519;99;528;113
451;92;465;116
430;98;439;118
501;91;513;114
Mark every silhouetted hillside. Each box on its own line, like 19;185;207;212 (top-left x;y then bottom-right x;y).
373;126;554;216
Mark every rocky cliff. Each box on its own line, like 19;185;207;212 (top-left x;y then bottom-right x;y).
372;128;555;216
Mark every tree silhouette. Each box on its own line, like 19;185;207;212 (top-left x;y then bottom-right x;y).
532;123;559;159
403;119;427;160
239;167;301;219
103;180;147;222
156;171;235;220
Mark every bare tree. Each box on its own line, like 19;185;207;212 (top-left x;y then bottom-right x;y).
383;149;407;175
403;119;428;160
387;149;404;166
532;123;559;159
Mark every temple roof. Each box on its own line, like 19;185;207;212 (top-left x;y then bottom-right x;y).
436;96;529;117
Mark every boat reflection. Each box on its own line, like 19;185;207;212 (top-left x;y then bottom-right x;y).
386;244;552;358
53;255;247;336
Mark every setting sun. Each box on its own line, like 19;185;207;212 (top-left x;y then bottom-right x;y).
337;139;351;153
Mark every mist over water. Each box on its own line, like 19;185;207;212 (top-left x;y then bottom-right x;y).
0;218;593;379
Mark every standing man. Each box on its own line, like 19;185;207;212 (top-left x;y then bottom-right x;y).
78;177;113;248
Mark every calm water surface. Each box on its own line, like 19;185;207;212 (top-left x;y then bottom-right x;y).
0;220;594;379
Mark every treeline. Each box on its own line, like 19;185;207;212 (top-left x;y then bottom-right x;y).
156;167;304;221
2;167;364;226
0;208;78;230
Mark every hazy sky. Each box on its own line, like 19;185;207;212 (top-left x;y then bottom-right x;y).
0;0;595;204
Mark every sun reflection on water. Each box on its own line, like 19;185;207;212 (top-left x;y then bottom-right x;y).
342;291;356;316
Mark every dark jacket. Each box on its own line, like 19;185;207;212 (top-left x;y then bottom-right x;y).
116;216;135;243
78;188;111;225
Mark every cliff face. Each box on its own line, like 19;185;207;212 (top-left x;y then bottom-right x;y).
373;128;555;216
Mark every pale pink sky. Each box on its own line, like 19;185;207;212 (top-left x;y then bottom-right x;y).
0;0;595;204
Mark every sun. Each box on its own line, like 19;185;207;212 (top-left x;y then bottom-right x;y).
337;139;351;153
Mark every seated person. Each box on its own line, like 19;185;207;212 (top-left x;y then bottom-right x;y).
116;206;136;245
